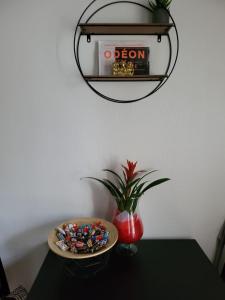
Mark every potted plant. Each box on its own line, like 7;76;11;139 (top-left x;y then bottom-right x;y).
148;0;172;23
84;160;170;255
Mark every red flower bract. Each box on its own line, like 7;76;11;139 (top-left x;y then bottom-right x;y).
122;160;138;182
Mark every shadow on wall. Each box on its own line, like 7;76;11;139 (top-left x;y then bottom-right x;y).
4;163;121;291
88;160;119;220
4;218;72;291
89;181;116;220
6;242;48;291
4;194;116;292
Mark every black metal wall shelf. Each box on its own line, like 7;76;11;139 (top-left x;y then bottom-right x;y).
74;0;179;103
84;75;167;82
79;23;174;35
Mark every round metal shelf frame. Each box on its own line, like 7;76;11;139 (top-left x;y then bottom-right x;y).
74;0;179;103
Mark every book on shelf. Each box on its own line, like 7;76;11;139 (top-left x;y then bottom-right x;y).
98;41;150;76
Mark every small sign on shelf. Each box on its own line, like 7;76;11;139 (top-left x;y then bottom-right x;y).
98;41;150;76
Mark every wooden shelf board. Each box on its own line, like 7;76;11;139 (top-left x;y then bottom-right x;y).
79;23;174;35
84;75;167;82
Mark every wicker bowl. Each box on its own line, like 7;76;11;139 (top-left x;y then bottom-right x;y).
48;217;118;260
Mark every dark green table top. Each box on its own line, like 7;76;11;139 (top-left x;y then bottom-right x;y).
27;239;225;300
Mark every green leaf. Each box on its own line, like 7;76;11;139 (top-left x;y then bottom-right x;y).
122;170;127;182
103;169;126;190
148;1;156;12
104;179;123;199
82;177;119;204
126;177;142;190
162;0;171;8
150;0;172;10
141;178;170;194
132;170;158;191
165;0;172;7
124;194;139;212
132;197;140;213
127;181;145;201
136;169;149;174
133;181;148;195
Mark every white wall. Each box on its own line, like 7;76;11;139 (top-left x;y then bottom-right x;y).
0;0;225;291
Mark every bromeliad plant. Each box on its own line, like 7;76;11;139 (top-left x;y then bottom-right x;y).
148;0;172;12
84;160;170;214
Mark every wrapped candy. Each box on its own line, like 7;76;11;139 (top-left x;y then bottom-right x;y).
56;240;69;251
55;222;109;254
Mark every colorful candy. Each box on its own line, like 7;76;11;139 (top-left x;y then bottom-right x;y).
55;222;109;254
56;240;69;251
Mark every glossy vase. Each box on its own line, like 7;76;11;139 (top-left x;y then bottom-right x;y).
113;209;143;255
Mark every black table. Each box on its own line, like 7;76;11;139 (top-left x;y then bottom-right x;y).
27;239;225;300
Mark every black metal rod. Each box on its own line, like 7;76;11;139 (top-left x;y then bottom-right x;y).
149;8;179;95
77;30;164;103
74;0;96;64
74;0;179;103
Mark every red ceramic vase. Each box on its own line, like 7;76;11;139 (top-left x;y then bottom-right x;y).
113;210;143;244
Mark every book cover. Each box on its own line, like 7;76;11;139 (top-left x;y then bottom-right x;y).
98;41;150;76
115;47;149;75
